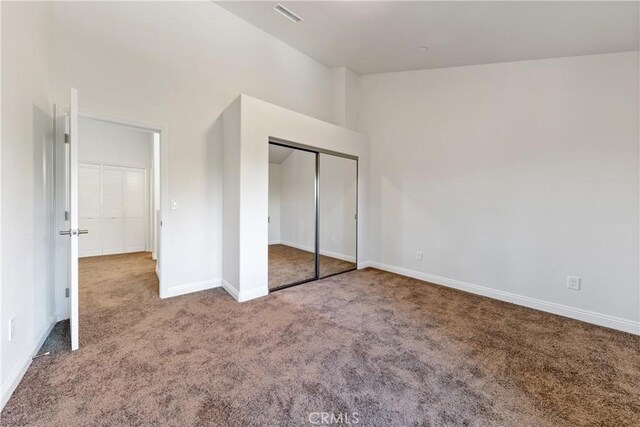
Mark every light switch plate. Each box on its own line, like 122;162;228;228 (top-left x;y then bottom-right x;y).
170;199;179;210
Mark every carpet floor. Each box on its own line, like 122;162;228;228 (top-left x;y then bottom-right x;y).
1;252;638;426
269;244;356;289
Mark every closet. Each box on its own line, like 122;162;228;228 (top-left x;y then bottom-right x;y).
79;163;148;257
268;141;358;290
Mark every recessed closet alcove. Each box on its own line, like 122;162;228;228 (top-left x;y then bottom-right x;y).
220;95;369;301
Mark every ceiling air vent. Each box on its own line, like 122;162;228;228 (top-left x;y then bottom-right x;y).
273;3;303;23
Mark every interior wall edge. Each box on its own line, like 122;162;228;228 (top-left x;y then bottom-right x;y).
0;313;56;411
365;261;640;335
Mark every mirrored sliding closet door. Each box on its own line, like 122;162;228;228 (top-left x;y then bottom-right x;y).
318;154;357;278
268;144;317;289
268;140;358;291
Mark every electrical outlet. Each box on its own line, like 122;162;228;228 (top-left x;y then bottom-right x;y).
416;251;423;261
567;276;581;290
9;317;15;341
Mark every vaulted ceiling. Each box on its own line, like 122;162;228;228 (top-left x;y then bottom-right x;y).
216;1;639;74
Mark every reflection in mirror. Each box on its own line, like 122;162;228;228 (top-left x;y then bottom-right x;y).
319;153;357;278
268;144;317;289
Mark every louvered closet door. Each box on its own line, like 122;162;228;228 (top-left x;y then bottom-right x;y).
102;167;125;255
79;164;102;257
124;169;147;252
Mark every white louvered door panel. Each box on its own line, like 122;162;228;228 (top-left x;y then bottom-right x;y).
102;167;125;254
78;164;102;257
124;169;147;252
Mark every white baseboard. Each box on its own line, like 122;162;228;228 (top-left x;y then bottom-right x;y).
321;249;356;263
1;314;56;411
155;263;160;280
358;260;376;269
268;240;281;245
221;279;268;302
79;249;101;258
102;248;123;256
238;286;269;302
221;279;240;300
364;261;640;336
279;240;312;252
280;240;356;263
125;246;146;253
160;278;221;299
56;309;69;323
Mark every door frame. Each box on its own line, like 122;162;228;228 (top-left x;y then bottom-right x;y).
54;108;169;320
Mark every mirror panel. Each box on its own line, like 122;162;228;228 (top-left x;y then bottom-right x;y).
268;144;317;289
318;153;357;278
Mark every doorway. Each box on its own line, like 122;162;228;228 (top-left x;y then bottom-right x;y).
268;140;358;291
75;118;158;260
54;107;165;351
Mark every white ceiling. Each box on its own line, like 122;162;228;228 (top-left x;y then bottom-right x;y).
216;1;639;74
269;144;294;164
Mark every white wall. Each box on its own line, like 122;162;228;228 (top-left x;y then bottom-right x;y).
330;67;360;131
1;1;56;408
268;163;281;244
359;52;640;333
221;97;241;296
331;68;346;127
50;2;334;298
79;117;153;170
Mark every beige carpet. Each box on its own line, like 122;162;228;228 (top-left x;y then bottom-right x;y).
2;252;639;426
269;244;356;289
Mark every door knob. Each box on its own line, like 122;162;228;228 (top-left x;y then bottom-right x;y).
78;229;89;235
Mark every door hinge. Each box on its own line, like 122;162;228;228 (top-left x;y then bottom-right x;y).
64;133;70;144
65;288;69;298
64;211;69;221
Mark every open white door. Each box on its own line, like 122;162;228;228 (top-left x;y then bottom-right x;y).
59;88;84;350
